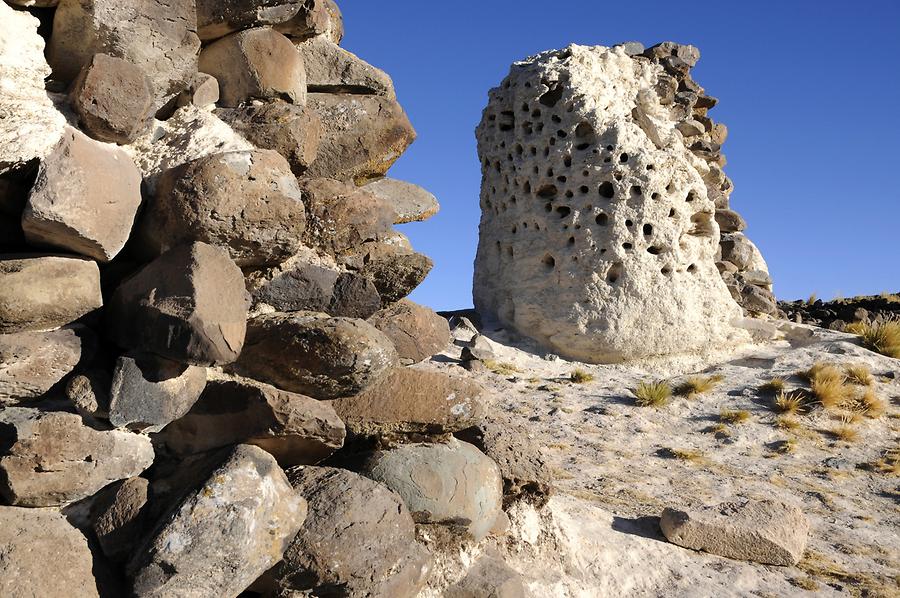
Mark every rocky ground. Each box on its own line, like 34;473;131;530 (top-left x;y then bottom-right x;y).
419;317;900;597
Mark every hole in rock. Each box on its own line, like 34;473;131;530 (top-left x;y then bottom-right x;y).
631;186;642;196
687;263;697;273
575;122;595;138
539;82;565;107
579;185;589;194
565;190;574;198
643;223;653;236
619;153;629;163
625;219;634;227
542;254;556;269
647;246;664;255
607;262;624;283
556;206;571;218
598;182;615;199
686;191;697;202
545;203;553;212
623;242;633;250
596;213;608;226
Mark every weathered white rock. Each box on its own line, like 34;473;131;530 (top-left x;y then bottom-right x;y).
129;445;307;598
0;507;100;598
445;551;525;598
364;437;503;540
473;45;749;363
0;255;102;333
0;4;67;176
361;177;440;224
22;126;143;262
0;325;95;404
296;35;395;97
660;499;809;566
0;407;154;507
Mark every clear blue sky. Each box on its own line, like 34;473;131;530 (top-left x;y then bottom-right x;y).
339;1;900;311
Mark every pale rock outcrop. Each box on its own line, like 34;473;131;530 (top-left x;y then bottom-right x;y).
48;0;201;110
22;126;143;262
0;255;102;333
276;466;432;598
362;177;441;224
0;325;95;404
473;45;749;363
199;27;306;107
660;499;809;566
0;3;67;176
364;437;503;540
175;72;221;108
0;507;100;598
296;35;395;97
444;551;526;598
0;407;154;507
129;445;307;597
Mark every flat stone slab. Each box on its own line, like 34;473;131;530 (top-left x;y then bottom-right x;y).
362;177;439;224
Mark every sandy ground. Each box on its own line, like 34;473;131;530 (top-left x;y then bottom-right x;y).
419;319;900;597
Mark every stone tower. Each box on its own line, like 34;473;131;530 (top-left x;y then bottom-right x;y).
473;43;758;363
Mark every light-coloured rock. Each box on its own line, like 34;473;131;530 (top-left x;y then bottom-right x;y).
231;312;398;399
22;126;143;262
108;353;207;433
135;150;307;266
306;93;416;184
107;242;250;366
721;232;770;274
69;53;155;144
332;367;482;439
196;0;303;41
0;3;67;176
445;552;525;598
48;0;200;110
368;299;450;363
65;370;110;419
276;0;343;43
160;377;345;466
175;72;220;108
0;507;100;598
276;466;431;597
0;255;102;333
0;407;154;507
364;437;503;540
0;325;95;404
296;35;395;97
660;499;809;566
91;477;150;563
199;27;306;108
129;445;307;598
361;177;440;224
473;45;748;363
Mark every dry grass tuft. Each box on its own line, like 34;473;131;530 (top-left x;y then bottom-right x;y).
658;447;704;462
569;368;595;384
859;386;885;417
776;415;801;431
773;390;807;415
720;409;751;424
675;375;722;398
634;381;672;408
759;377;786;394
844;363;874;386
829;414;858;443
845;318;900;359
772;438;797;454
871;447;900;475
808;368;851;410
483;360;522;376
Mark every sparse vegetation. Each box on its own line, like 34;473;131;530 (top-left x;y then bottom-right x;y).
870;447;900;475
776;415;801;431
859;386;885;417
633;381;672;407
773;390;807;415
759;377;786;394
845;318;900;359
802;363;851;410
829;415;858;443
807;293;818;305
483;360;522;376
844;363;873;386
720;409;751;424
569;368;595;384
657;447;704;462
675;375;722;398
772;438;796;454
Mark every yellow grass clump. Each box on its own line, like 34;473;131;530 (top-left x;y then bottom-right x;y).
759;377;786;394
634;381;672;408
845;318;900;359
675;375;722;398
773;390;807;415
720;409;751;424
569;369;595;384
829;415;858;443
844;363;874;386
483;360;522;376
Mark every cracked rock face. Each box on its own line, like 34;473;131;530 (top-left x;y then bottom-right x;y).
474;45;748;363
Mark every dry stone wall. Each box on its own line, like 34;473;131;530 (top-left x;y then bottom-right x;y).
0;1;531;595
474;43;771;363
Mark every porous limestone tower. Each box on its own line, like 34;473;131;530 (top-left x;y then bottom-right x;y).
474;43;756;363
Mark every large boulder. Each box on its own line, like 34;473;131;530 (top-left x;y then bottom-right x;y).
70;53;155;144
357;241;434;303
361;177;441;224
135;150;307;267
473;45;749;363
332;368;482;440
275;0;343;43
368;299;450;364
91;477;151;563
48;0;201;110
231;312;398;400
296;35;395;97
21;126;143;262
108;353;208;433
129;445;307;597
0;254;102;333
0;407;154;507
199;27;306;107
0;3;67;176
196;0;304;41
248;257;382;318
0;325;96;404
108;242;250;366
0;507;100;598
660;499;809;566
217;103;322;175
364;438;503;540
160;377;345;466
305;93;416;184
276;466;431;597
